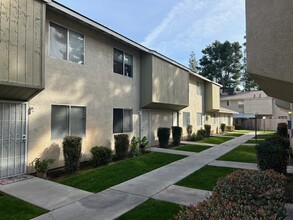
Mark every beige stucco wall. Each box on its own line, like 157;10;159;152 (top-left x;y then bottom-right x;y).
27;9;141;171
149;109;174;145
221;100;244;113
244;98;273;115
179;75;205;136
205;83;220;112
140;54;189;110
246;0;293;102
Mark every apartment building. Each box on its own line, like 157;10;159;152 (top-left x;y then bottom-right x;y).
0;0;231;177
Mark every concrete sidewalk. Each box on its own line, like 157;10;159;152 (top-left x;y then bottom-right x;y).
31;133;254;219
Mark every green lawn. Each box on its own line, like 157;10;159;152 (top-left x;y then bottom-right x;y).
59;153;185;193
174;144;213;153
253;133;277;139
0;194;47;220
116;199;181;220
176;165;238;191
217;145;257;163
199;136;233;145
223;132;245;137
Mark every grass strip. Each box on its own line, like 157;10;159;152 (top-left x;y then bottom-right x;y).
0;194;47;220
217;145;257;163
199;136;233;144
116;199;182;220
59;152;185;193
176;165;238;191
174;144;213;153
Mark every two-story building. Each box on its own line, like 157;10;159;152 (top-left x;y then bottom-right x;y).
221;90;288;130
0;0;232;178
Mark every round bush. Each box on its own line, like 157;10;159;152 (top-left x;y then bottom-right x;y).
91;146;112;167
277;123;288;138
256;136;289;174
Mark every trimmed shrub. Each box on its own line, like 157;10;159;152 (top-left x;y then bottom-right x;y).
90;146;112;167
172;126;182;146
277;123;288;138
190;133;204;142
157;127;170;148
204;124;211;138
175;170;287;220
114;134;129;160
63;136;82;174
187;125;193;136
226;125;235;132
196;129;206;137
139;136;149;154
220;123;226;132
235;124;243;130
256;136;290;174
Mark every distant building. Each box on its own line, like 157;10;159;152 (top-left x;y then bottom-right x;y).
221;90;288;129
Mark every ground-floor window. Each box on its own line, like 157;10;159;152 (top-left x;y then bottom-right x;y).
183;112;190;127
51;105;86;139
113;108;133;133
197;113;203;126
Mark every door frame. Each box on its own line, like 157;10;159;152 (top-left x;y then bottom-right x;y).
0;100;28;178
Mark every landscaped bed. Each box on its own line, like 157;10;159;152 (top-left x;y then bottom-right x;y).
176;165;239;191
58;152;185;193
174;144;213;153
116;199;182;220
0;193;47;220
217;145;257;163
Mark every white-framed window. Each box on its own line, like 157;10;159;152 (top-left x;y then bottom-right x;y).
238;101;244;108
113;108;133;133
197;82;203;96
197;113;203;126
183;112;190;127
113;48;133;77
51;105;86;139
227;101;229;106
49;23;84;64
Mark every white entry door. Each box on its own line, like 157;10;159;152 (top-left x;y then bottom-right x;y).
141;110;151;144
0;102;27;178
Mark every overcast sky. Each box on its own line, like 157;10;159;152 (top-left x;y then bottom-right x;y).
55;0;245;66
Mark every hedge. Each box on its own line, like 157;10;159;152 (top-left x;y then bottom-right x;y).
175;170;287;220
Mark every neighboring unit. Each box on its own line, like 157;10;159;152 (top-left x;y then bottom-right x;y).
0;0;231;177
221;91;288;130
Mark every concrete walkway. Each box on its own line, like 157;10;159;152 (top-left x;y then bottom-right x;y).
1;132;292;219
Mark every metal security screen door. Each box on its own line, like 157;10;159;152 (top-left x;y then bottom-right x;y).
0;102;27;178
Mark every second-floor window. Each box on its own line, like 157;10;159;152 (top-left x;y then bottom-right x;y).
49;23;84;64
113;48;133;77
197;82;203;96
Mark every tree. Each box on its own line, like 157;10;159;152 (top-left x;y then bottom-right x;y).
199;40;243;91
241;37;259;91
188;51;199;73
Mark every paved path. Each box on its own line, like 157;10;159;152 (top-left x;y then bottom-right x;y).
32;133;254;219
1;132;292;219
